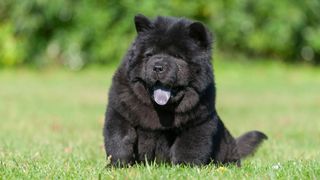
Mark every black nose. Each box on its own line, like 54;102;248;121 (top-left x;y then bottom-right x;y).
153;65;164;73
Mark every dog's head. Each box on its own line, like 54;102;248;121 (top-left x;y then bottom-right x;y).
126;14;214;109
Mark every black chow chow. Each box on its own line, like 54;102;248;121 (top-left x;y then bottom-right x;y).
103;14;267;166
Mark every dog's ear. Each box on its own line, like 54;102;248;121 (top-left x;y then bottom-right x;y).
236;131;267;158
189;22;211;48
134;14;152;34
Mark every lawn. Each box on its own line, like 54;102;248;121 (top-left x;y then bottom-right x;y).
1;58;320;179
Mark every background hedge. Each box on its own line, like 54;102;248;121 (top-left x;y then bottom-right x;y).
1;0;319;69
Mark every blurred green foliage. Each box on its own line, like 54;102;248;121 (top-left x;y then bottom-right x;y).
0;0;320;69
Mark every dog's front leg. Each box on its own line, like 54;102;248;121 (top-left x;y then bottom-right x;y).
170;120;215;165
103;108;137;166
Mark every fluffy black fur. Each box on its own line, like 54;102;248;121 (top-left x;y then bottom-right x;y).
103;14;267;166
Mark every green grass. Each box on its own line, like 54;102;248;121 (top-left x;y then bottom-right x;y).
1;59;320;179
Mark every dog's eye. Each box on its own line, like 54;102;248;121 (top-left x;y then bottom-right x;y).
173;54;183;59
144;52;153;58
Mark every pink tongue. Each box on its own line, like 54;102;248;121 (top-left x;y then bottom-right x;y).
153;88;171;105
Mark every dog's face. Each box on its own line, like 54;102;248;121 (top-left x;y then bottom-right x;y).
127;15;213;108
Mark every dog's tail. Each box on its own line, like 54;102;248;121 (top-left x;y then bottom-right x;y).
236;131;267;158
